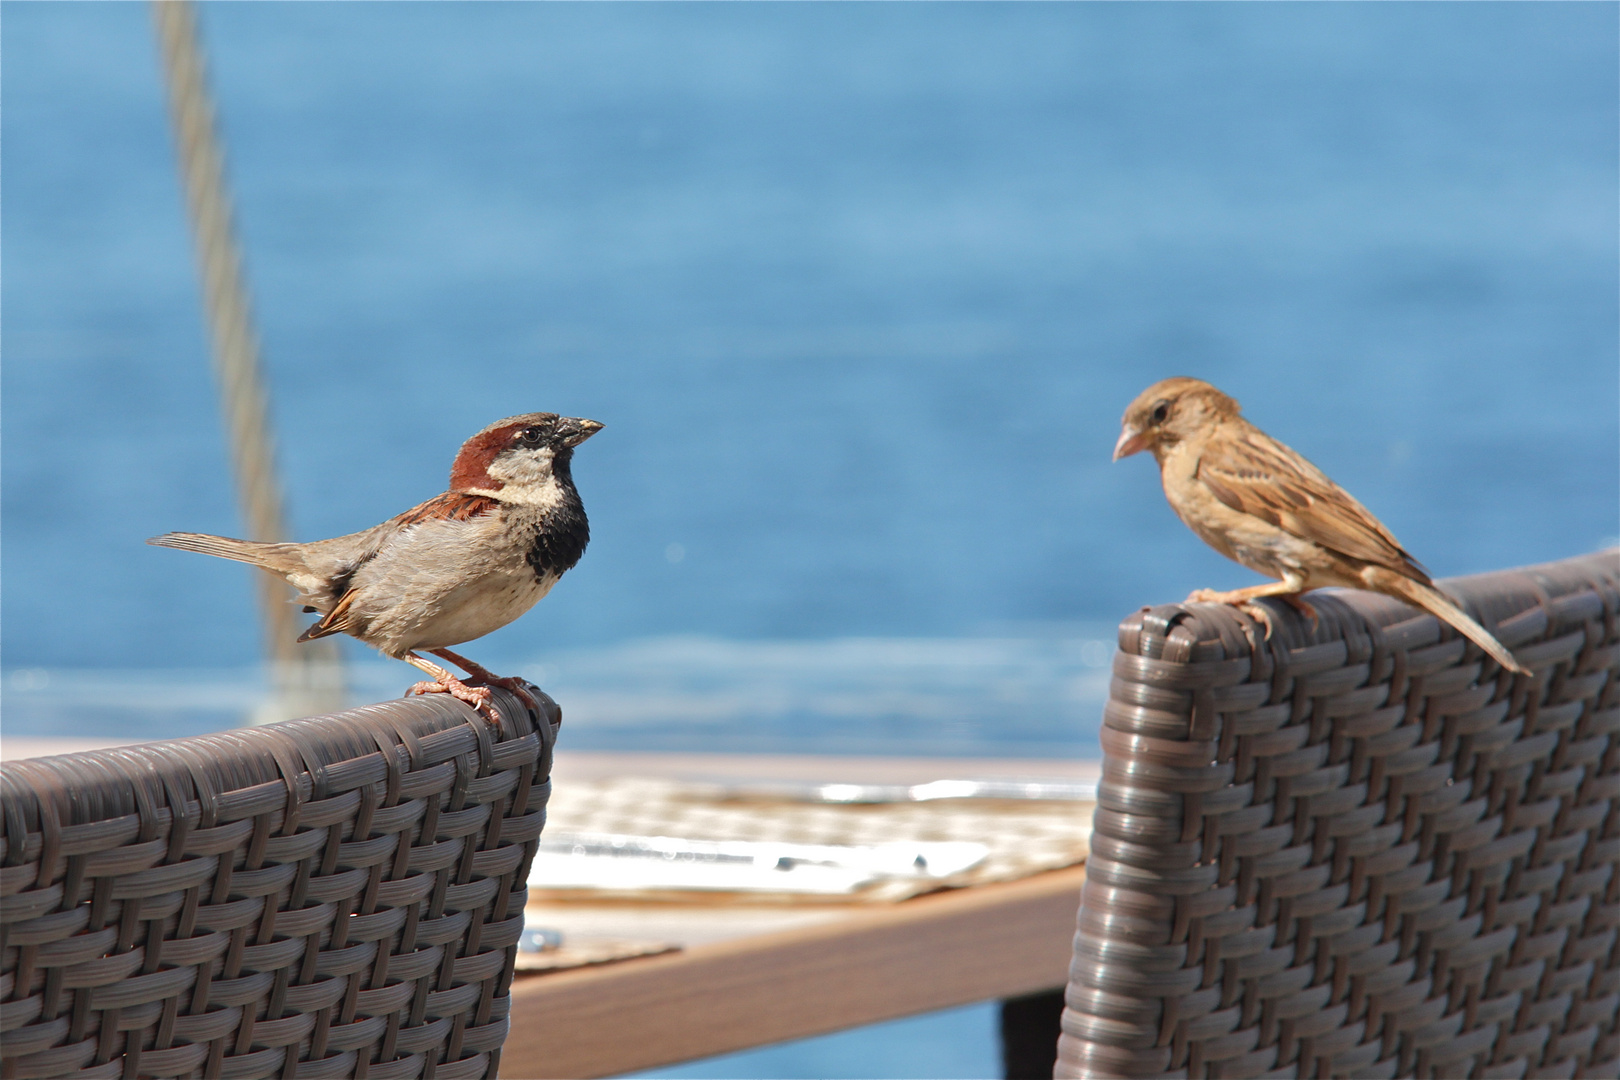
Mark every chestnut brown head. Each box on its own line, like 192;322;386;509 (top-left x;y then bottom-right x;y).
450;413;603;497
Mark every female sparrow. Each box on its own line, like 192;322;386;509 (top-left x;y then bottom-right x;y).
1113;377;1529;675
150;412;604;719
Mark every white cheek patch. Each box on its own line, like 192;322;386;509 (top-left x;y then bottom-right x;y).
484;448;567;508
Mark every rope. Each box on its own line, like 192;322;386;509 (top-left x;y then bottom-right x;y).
151;0;344;720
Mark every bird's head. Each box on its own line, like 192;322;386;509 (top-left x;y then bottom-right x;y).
1113;377;1240;462
449;413;603;502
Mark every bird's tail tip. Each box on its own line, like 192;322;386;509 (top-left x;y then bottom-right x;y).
1370;568;1532;677
146;531;262;562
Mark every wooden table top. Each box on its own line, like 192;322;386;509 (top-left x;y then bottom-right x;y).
503;751;1093;1078
503;864;1086;1079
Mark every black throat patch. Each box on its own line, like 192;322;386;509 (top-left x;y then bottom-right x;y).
523;451;590;581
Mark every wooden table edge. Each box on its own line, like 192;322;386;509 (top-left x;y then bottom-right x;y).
501;864;1086;1078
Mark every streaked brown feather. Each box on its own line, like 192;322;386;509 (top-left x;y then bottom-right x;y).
1196;421;1429;580
392;491;499;528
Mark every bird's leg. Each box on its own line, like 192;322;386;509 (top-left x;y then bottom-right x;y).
1187;576;1315;639
1278;592;1320;625
1186;578;1307;606
401;652;500;723
429;647;539;712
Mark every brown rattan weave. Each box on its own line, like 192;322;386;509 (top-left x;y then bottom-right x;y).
1058;550;1620;1080
1;686;557;1080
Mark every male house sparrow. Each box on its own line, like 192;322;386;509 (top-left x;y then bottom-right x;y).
150;412;603;719
1113;377;1529;675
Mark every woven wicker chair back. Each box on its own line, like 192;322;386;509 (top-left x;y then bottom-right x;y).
1;687;555;1080
1058;551;1619;1080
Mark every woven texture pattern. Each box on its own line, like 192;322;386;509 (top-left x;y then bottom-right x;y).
1058;551;1619;1080
1;687;555;1080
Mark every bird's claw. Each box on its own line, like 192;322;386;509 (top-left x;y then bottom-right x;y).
1185;588;1317;639
428;651;539;714
470;675;539;714
1239;602;1278;640
1187;588;1277;638
407;678;501;724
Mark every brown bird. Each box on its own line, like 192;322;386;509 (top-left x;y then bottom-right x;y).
1112;377;1529;675
150;413;604;720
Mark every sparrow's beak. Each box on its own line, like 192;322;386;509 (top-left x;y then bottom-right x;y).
1113;424;1148;461
558;417;605;448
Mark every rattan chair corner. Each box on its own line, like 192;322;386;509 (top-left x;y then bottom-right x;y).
1;685;558;1080
1058;550;1619;1080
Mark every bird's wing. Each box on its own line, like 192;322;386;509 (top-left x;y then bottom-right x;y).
390;490;501;528
1195;422;1429;579
297;492;501;640
298;587;361;641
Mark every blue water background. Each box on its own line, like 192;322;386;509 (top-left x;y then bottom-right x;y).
4;5;1616;1074
6;3;1616;684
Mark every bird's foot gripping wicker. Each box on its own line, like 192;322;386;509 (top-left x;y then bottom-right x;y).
1059;551;1619;1080
0;686;558;1080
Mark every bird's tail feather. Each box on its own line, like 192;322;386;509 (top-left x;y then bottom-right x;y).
1363;567;1530;676
147;532;306;578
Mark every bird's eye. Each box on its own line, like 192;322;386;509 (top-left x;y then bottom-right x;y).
1151;401;1170;425
517;426;546;446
